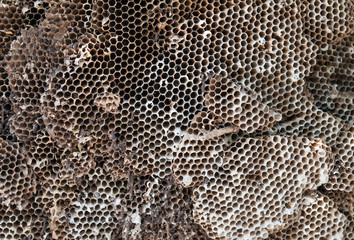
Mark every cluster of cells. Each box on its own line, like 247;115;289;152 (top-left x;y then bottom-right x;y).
307;33;353;123
173;137;226;187
0;138;35;209
0;0;53;102
204;76;282;133
346;214;354;240
188;136;333;239
0;97;15;142
93;92;121;114
0;5;23;62
42;168;122;239
325;190;354;219
275;104;344;146
0;0;352;239
267;193;347;240
0;198;51;240
324;125;354;192
60;151;96;185
38;167;206;240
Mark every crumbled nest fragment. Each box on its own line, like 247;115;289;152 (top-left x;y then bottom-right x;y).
0;4;25;60
94;92;121;114
41;167;208;240
59;151;96;185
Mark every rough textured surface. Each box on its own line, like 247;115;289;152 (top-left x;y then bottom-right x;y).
0;0;353;239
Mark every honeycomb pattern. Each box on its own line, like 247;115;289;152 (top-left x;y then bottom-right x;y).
0;138;36;209
39;167;207;240
205;76;282;133
325;125;354;192
267;193;348;240
275;103;344;146
326;190;353;240
276;107;353;193
0;0;352;239
0;97;16;142
173;137;226;187
188;136;333;239
45;168;122;240
325;190;354;218
0;197;51;240
0;0;53;102
307;33;354;123
0;5;24;61
345;215;354;240
59;151;96;185
303;0;352;45
94;92;121;114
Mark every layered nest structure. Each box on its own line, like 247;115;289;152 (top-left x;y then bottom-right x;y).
0;0;353;239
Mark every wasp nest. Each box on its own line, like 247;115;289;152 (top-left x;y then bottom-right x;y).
0;0;353;239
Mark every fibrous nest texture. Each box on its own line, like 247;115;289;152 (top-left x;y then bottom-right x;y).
0;0;353;239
